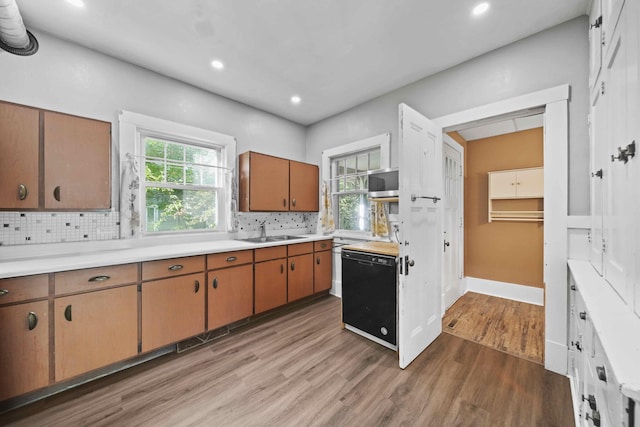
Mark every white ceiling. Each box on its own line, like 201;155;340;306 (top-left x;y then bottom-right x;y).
458;114;544;141
17;0;588;125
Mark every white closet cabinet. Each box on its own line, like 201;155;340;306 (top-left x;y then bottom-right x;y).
589;0;640;312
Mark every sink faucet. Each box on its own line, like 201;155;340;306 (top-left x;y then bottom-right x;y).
259;220;267;240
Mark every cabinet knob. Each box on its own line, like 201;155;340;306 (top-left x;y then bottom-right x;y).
18;184;28;201
226;256;237;263
53;186;61;202
596;365;607;382
168;264;184;271
283;198;287;207
582;394;597;410
316;256;321;265
0;289;8;296
579;311;586;320
64;304;72;322
194;280;200;293
88;275;110;283
212;277;218;289
280;264;284;274
27;311;38;331
292;198;296;207
290;262;295;271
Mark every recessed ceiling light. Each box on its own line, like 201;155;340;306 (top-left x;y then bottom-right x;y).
472;2;489;16
66;0;85;8
290;95;301;105
211;60;224;70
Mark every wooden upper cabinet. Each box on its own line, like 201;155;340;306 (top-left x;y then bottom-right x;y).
240;151;289;211
239;151;319;212
44;111;111;210
0;102;40;209
290;160;319;211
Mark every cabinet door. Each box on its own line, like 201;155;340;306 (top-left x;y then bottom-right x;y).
288;253;313;302
488;171;516;199
313;250;332;293
246;152;289;211
254;258;287;314
515;168;543;198
208;265;253;330
290;160;319;211
55;286;137;381
0;102;40;209
0;301;49;400
589;0;603;89
141;273;205;352
43;111;111;210
590;78;606;275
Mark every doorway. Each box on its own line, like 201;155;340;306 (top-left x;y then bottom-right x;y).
434;85;569;375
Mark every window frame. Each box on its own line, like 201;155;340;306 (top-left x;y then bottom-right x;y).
321;133;391;237
119;111;236;237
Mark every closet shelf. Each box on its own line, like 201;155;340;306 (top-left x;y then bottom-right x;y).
368;196;399;203
489;210;543;222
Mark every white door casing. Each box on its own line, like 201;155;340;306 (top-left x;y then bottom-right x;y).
398;103;443;369
442;135;464;312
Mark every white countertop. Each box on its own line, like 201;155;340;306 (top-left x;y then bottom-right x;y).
568;260;640;401
0;234;332;279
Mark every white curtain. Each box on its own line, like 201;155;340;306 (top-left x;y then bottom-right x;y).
317;181;335;234
120;152;141;238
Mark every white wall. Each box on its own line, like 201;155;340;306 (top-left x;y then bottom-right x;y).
306;16;590;216
0;31;307;210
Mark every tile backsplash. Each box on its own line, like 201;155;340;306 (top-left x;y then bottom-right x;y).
0;211;318;246
0;211;120;246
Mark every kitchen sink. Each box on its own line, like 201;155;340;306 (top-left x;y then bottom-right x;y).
236;235;307;243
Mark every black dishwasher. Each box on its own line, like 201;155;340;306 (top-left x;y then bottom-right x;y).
341;249;397;348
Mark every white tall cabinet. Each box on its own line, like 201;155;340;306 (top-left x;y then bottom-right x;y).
575;0;640;425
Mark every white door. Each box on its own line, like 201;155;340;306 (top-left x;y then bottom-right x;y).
589;76;605;275
398;103;443;369
442;136;463;311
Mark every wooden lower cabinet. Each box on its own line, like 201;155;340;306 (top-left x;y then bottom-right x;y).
255;258;287;314
288;253;314;302
0;300;49;400
314;250;332;293
208;264;253;330
141;273;205;352
54;285;137;382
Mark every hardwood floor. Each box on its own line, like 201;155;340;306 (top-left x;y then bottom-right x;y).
1;295;572;426
442;292;545;365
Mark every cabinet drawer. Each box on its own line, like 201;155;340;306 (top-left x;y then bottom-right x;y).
207;250;253;270
314;239;333;252
142;256;204;281
0;274;49;304
55;264;137;296
255;246;287;262
288;242;314;256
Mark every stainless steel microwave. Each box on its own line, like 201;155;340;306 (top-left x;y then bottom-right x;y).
368;168;399;197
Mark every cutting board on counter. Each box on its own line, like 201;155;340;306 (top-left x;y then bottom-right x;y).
341;241;399;257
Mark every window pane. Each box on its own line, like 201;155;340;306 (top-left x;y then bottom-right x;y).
166;164;183;184
166;142;184;161
185;165;202;185
145;187;217;232
145;161;164;182
337;178;345;192
337;194;370;231
145;138;165;158
345;176;356;190
357;153;368;172
346;157;356;175
336;159;345;176
370;151;380;170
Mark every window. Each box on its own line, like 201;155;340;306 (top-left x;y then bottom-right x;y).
331;149;380;231
119;111;236;237
321;133;390;234
142;135;225;233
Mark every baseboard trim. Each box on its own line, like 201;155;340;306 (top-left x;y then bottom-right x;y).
545;339;568;375
463;277;544;306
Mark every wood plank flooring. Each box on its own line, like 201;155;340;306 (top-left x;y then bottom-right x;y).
1;295;571;426
442;292;544;365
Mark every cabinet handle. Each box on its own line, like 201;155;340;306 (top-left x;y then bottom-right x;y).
168;264;184;271
88;275;110;283
290;262;295;271
226;256;237;263
582;394;597;411
0;289;8;296
570;284;576;291
292;198;296;207
283;198;287;207
53;186;61;202
586;410;601;427
280;264;284;274
316;256;321;265
596;365;607;382
27;311;38;331
195;280;200;293
212;277;218;289
579;311;586;320
18;184;28;201
320;243;327;249
64;305;72;322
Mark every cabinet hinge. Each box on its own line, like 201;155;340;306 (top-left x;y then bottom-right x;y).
602;238;606;254
600;81;605;95
587;230;591;243
137;284;142;292
459;165;463;177
590;15;602;29
138;343;142;353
